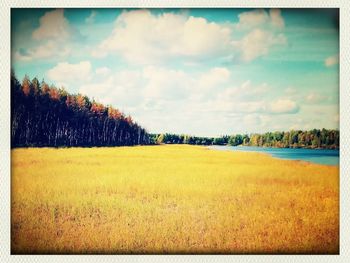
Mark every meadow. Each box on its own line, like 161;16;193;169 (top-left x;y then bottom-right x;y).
11;145;339;254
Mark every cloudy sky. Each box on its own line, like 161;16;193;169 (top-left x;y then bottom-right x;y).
11;8;339;136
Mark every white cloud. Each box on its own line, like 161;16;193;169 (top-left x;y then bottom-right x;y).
95;67;111;76
288;117;315;131
284;87;297;95
325;54;339;67
70;65;233;116
236;9;269;30
173;16;232;57
93;10;232;64
32;9;72;40
45;60;305;134
238;80;270;98
14;9;74;62
143;66;193;100
238;101;266;113
269;9;285;29
197;67;231;91
200;82;298;115
231;9;286;62
14;51;32;62
79;70;145;108
92;9;286;64
236;8;285;30
244;114;262;126
237;29;287;62
47;61;92;87
268;99;299;114
14;41;71;62
214;81;269;105
85;10;97;24
305;92;327;104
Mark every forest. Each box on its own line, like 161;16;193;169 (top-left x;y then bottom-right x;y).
11;73;339;149
151;129;339;149
11;73;150;147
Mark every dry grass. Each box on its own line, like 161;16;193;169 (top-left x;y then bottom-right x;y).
11;145;339;254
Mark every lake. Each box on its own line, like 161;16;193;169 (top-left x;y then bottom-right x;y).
208;145;339;165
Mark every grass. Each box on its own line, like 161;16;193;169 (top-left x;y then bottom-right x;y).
11;145;339;254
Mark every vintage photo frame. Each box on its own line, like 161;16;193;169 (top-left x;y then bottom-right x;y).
1;0;349;262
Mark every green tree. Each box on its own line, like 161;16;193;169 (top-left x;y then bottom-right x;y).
157;134;165;144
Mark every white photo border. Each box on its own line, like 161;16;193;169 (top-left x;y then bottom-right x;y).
1;0;349;262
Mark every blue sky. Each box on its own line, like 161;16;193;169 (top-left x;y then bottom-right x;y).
11;8;339;136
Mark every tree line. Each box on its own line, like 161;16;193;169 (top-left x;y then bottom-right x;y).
11;72;339;149
151;128;339;149
11;73;150;147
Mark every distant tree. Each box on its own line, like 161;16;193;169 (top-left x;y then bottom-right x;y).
242;134;250;145
213;137;225;145
157;134;165;144
228;134;243;146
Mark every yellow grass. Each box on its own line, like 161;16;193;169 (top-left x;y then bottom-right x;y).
11;145;339;254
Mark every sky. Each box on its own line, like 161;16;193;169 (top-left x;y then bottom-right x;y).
11;8;339;137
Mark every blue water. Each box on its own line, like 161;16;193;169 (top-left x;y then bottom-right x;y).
208;146;339;166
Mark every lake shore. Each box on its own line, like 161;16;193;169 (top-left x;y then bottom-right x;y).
208;145;339;166
12;145;339;254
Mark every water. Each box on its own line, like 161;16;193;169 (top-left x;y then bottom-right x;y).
208;145;339;166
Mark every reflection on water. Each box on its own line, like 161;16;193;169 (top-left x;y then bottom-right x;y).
208;145;339;165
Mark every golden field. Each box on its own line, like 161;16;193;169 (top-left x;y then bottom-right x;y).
11;145;339;254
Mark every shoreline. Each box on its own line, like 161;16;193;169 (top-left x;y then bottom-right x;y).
207;145;339;166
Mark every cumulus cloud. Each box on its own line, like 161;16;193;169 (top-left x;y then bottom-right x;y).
78;67;183;110
325;54;339;67
197;67;231;92
237;29;287;62
269;9;285;29
79;69;145;108
32;9;72;40
47;61;92;87
235;8;285;30
52;64;234;116
14;9;75;62
198;97;299;117
79;65;233;108
95;67;111;76
143;66;194;100
92;9;286;64
305;92;327;104
215;81;269;103
45;59;304;134
235;9;268;30
232;9;287;61
268;99;299;114
201;81;298;115
288;117;317;131
14;41;71;62
14;49;32;62
243;114;262;126
85;10;97;24
92;10;232;64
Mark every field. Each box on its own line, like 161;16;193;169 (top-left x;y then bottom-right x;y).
11;145;339;254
